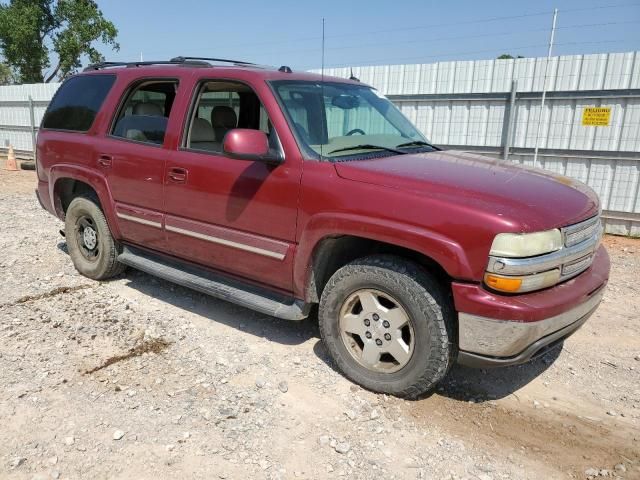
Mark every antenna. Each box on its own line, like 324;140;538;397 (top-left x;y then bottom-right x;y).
320;17;325;159
321;18;325;81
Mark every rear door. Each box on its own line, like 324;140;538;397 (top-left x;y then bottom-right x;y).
162;78;302;292
93;78;180;250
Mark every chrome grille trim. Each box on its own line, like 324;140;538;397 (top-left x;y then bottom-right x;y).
487;215;602;280
563;215;600;247
562;253;595;276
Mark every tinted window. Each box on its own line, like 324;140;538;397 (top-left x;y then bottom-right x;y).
111;80;177;145
42;75;116;132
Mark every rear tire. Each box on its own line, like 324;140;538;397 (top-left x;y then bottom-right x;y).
65;196;125;280
318;255;455;398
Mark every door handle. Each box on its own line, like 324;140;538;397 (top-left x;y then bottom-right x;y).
168;167;188;183
98;154;112;167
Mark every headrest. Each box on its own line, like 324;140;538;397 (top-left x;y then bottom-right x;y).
133;102;163;116
191;117;215;142
211;106;237;128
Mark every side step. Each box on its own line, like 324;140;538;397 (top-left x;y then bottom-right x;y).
117;246;310;321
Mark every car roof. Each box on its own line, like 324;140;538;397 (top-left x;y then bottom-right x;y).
80;62;367;87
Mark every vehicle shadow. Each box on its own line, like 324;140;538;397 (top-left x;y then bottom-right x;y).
121;268;320;347
313;337;562;402
58;239;560;398
57;240;319;346
436;346;561;402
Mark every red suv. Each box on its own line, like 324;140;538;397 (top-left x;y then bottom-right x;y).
35;57;609;398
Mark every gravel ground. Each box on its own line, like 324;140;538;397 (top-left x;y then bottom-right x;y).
1;168;639;480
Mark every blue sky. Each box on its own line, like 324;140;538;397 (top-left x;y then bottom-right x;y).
99;0;640;70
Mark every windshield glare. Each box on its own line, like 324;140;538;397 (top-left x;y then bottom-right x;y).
272;81;431;160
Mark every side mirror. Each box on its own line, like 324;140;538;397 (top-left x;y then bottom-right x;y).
223;129;282;164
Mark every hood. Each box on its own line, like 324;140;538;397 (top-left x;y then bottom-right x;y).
334;150;599;231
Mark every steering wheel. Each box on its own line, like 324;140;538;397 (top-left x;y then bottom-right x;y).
346;128;366;136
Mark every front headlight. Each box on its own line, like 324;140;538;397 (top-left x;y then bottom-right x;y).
489;229;562;258
486;229;564;293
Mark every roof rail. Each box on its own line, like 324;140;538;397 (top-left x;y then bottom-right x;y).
170;56;256;66
83;58;211;72
84;61;128;71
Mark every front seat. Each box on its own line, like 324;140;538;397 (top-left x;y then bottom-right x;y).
190;117;217;151
211;106;237;141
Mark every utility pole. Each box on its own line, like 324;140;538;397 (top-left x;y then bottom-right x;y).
532;8;558;168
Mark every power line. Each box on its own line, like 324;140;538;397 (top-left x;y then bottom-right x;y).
561;1;640;13
146;3;640;57
558;19;640;30
258;20;640;58
114;3;640;65
307;40;632;70
224;2;640;52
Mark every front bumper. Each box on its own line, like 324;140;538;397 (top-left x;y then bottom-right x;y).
454;245;609;368
457;285;604;367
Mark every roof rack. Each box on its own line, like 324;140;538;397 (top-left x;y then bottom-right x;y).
170;56;256;66
83;59;210;71
83;56;269;73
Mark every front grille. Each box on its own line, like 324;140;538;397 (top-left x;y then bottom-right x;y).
563;215;601;248
559;214;602;279
561;253;595;276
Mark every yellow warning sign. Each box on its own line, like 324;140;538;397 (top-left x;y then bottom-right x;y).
582;107;611;126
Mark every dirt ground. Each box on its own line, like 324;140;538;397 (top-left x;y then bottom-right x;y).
1;168;639;480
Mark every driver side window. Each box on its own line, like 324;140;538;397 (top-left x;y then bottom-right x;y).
185;81;274;154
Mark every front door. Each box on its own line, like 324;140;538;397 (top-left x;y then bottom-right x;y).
163;79;301;292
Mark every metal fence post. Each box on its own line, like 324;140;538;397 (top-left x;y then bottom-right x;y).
28;96;37;157
502;80;518;161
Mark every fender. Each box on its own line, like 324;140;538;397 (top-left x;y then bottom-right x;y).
48;164;123;239
293;212;475;299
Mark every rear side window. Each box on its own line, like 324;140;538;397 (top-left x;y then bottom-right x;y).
42;75;116;132
111;80;178;145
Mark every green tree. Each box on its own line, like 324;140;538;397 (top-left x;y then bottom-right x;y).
0;0;118;84
497;54;525;60
0;62;14;85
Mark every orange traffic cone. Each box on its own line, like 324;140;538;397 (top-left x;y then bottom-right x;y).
5;145;18;171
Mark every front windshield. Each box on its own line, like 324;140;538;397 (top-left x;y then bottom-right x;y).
272;80;434;161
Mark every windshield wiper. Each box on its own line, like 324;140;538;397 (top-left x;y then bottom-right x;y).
328;144;406;155
395;140;438;150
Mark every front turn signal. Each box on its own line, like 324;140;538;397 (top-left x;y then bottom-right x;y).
484;274;522;292
484;269;561;294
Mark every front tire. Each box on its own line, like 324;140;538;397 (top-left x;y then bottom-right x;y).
65;196;125;280
318;255;455;398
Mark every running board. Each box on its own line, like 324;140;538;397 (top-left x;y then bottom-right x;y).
118;246;310;321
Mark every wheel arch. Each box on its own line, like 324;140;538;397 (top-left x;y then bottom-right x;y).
295;213;473;304
49;165;122;239
301;234;454;305
53;178;101;217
